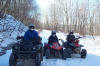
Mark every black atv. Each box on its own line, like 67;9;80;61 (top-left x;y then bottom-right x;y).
9;36;43;66
61;38;87;59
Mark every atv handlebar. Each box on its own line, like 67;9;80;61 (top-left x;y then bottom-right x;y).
16;36;24;40
75;37;82;40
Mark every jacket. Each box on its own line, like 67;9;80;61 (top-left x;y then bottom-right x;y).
24;30;39;41
48;35;58;45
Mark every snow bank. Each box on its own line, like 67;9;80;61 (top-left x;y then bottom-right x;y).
0;15;27;47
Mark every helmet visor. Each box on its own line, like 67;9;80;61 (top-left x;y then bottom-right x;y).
29;26;35;29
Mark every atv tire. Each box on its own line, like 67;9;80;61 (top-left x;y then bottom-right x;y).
35;61;41;66
9;53;17;66
45;49;51;59
81;49;87;58
35;53;41;66
63;48;72;58
40;48;43;61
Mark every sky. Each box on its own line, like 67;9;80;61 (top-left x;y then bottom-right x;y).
36;0;100;15
34;0;100;22
37;0;100;9
37;0;54;9
30;0;100;18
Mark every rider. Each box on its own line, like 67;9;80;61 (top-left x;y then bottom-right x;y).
67;31;75;43
24;24;42;44
66;31;76;50
48;30;59;45
48;30;65;60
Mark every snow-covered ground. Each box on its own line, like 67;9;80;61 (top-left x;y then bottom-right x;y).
0;15;100;66
41;33;100;66
0;50;11;66
40;30;100;66
0;30;100;66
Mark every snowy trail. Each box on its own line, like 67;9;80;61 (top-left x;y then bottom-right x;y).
0;30;100;66
1;50;100;66
42;54;100;66
0;50;11;66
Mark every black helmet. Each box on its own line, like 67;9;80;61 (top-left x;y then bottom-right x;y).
69;31;74;34
52;30;56;35
29;24;35;29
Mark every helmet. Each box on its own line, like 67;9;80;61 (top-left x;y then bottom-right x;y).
69;31;74;34
52;30;56;35
29;24;35;29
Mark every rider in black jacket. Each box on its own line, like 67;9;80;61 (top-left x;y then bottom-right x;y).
48;30;66;60
67;31;75;43
48;30;59;45
66;31;76;50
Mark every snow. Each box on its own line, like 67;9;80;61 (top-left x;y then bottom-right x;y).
0;50;11;66
0;48;2;52
0;15;100;66
80;36;100;56
42;55;100;66
0;15;27;47
39;30;67;45
41;31;100;66
1;30;100;66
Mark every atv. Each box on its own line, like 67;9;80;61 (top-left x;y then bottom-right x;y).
9;36;43;66
43;42;64;59
62;38;87;59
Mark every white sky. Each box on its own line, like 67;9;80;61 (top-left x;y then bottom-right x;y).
36;0;100;23
36;0;100;12
37;0;53;9
37;0;100;9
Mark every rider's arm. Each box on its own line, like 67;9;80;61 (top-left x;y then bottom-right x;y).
73;35;75;38
48;36;53;45
56;36;59;42
66;35;70;41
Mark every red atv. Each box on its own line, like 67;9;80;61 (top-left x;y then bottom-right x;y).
44;42;63;59
62;37;87;58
